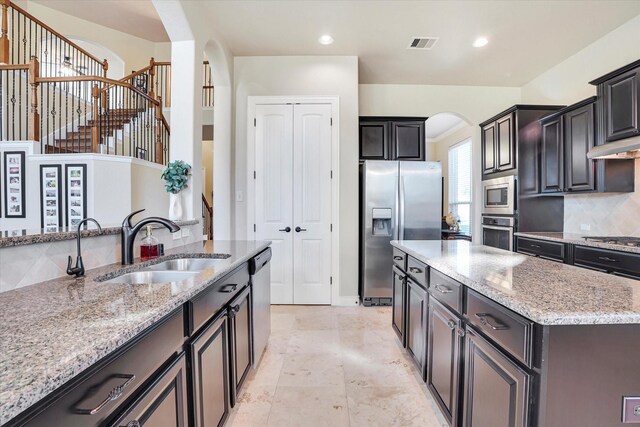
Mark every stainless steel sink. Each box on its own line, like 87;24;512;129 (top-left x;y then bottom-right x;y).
101;270;199;285
145;258;227;272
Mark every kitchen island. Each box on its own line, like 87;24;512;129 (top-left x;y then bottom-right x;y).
0;240;271;427
391;240;640;427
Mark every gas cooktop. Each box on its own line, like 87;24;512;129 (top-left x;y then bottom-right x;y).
583;236;640;247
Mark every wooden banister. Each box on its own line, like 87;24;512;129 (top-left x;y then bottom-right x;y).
37;75;160;105
91;84;100;153
0;63;28;70
28;56;39;141
0;0;9;64
148;57;155;99
7;1;105;66
155;95;164;164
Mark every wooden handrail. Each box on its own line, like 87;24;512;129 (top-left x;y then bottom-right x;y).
7;0;106;67
36;75;160;105
0;63;28;70
1;0;9;63
202;194;212;213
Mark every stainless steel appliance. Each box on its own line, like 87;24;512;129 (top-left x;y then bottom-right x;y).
249;248;271;365
481;216;515;251
360;160;442;306
482;175;516;216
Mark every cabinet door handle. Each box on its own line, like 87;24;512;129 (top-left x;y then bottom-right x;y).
127;421;141;427
456;327;466;337
474;313;509;330
530;244;541;248
279;227;291;233
409;267;422;274
79;374;136;415
434;284;453;294
598;256;618;263
295;226;307;232
393;256;404;261
220;284;238;293
447;320;456;330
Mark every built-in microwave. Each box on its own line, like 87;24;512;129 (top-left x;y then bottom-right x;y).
482;175;515;216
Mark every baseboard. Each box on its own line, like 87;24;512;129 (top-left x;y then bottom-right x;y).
332;295;360;306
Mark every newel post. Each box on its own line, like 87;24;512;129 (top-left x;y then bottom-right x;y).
155;95;163;164
0;0;10;64
28;56;40;141
91;84;100;153
149;57;156;100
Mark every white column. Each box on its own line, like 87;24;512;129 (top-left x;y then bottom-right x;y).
169;39;203;220
213;85;233;240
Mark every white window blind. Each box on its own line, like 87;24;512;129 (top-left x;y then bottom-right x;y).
448;139;472;235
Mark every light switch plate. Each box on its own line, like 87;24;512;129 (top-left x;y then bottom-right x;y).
236;191;244;202
580;223;591;231
182;227;191;237
622;397;640;423
172;230;182;240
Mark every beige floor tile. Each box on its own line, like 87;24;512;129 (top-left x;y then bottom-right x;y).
342;351;418;388
346;384;445;427
245;350;284;388
271;312;296;332
228;385;275;427
266;386;350;427
286;329;341;355
278;352;345;387
293;310;339;330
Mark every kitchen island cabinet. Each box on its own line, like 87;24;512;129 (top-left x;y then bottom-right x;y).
391;240;640;427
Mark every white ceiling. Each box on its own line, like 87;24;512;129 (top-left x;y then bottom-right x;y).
34;1;640;86
426;113;467;142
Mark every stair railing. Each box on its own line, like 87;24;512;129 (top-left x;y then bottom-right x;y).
0;0;108;78
202;193;213;240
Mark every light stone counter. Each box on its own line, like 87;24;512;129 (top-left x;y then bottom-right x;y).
0;240;270;425
514;231;640;254
391;240;640;326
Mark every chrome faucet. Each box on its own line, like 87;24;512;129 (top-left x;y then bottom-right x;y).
121;209;180;265
67;218;103;277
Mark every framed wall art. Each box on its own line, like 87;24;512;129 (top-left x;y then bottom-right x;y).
65;164;87;227
3;151;26;218
40;164;63;230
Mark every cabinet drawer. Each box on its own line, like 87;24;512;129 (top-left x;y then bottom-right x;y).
516;236;566;262
465;289;534;368
407;256;427;287
189;264;250;336
574;246;640;278
15;308;184;427
392;248;407;271
429;269;462;314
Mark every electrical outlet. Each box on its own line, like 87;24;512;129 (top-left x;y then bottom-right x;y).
172;230;182;240
182;227;191;237
580;223;591;231
623;397;640;423
236;191;244;202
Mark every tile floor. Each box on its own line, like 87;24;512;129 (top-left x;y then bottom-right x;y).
227;305;448;427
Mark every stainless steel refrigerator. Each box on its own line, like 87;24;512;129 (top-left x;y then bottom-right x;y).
360;160;442;306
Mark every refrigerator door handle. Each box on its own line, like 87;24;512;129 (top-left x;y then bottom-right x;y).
399;175;405;240
393;174;399;240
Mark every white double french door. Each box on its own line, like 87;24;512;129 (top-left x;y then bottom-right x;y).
254;103;332;304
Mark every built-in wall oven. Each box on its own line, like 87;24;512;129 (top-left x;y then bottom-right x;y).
482;216;515;251
482;175;515;215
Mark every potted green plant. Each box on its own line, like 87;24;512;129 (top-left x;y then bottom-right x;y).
161;160;192;220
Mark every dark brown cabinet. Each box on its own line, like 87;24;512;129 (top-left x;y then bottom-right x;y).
359;117;426;161
427;298;462;426
462;327;531;427
391;266;406;346
590;59;640;143
481;123;496;174
406;278;428;376
481;113;515;176
541;117;563;192
229;286;252;405
564;102;596;191
110;354;189;427
190;313;231;427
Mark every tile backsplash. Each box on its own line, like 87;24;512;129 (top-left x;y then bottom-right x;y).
564;159;640;236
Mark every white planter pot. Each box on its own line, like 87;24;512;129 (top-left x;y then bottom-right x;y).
169;192;183;221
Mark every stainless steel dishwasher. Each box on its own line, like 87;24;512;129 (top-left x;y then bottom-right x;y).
249;247;272;365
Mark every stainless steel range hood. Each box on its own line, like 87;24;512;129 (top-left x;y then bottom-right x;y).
587;135;640;159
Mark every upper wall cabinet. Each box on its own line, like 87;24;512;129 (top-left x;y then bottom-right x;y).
359;117;426;161
590;59;640;144
539;97;635;194
480;105;564;185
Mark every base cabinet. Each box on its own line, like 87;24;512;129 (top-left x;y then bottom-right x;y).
462;328;531;427
392;266;406;345
406;278;428;377
109;354;189;427
229;286;253;406
427;299;462;426
190;313;231;427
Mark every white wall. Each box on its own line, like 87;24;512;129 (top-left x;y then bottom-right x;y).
234;56;359;299
359;84;521;239
521;14;640;236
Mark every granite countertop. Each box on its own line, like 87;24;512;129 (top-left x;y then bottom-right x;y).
392;240;640;326
514;231;640;254
0;219;200;248
0;240;270;425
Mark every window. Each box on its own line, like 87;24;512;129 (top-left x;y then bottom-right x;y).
448;139;472;235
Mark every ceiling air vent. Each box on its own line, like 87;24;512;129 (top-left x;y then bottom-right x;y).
407;37;439;50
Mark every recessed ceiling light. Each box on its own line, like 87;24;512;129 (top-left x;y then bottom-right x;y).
318;35;334;45
473;37;488;48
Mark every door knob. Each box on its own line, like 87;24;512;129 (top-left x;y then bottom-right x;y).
279;227;291;232
295;227;307;232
